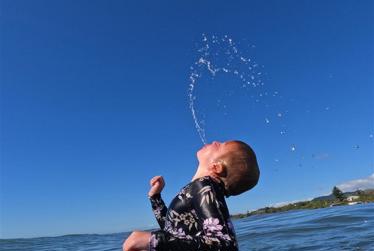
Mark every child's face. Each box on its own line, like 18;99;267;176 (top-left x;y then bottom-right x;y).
196;141;241;166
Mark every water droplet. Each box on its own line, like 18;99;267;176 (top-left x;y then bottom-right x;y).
265;118;270;124
277;113;283;117
291;145;296;151
188;34;265;144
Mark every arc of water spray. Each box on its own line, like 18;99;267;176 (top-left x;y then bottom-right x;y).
188;71;207;144
188;34;265;145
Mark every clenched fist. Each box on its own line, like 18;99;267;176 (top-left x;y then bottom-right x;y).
148;176;165;197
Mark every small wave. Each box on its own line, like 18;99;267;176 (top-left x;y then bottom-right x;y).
2;204;373;251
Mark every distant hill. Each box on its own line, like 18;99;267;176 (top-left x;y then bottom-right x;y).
364;189;374;194
313;189;374;201
232;188;374;219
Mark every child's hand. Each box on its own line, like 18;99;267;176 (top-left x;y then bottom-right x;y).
148;175;165;197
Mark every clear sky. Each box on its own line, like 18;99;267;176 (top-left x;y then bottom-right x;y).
1;0;373;239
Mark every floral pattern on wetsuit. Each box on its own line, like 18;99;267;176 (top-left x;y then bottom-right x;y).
149;176;238;251
149;194;167;229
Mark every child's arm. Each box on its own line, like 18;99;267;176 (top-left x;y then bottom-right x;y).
123;176;168;251
149;177;238;251
148;176;168;230
149;194;167;229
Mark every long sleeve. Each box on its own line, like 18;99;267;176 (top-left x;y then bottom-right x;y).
149;177;238;251
149;193;168;230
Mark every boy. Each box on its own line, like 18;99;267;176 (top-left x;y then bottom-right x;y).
123;140;260;251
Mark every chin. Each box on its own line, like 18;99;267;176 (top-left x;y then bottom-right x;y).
196;148;203;159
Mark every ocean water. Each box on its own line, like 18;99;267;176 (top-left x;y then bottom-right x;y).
1;203;373;251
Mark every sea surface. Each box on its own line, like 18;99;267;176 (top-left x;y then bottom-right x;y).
1;203;373;251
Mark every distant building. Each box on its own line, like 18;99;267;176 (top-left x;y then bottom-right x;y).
346;195;359;202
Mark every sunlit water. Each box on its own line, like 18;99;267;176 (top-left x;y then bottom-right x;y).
2;203;373;251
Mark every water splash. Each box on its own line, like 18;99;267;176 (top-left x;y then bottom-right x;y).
188;71;207;143
188;34;266;144
187;35;370;172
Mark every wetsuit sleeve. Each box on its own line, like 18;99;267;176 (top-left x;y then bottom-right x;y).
149;178;238;251
149;193;168;230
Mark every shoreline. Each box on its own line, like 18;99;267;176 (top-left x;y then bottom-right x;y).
231;188;374;219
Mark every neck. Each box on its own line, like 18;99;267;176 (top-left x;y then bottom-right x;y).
191;164;210;181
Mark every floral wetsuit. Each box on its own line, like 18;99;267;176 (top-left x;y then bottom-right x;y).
149;176;238;251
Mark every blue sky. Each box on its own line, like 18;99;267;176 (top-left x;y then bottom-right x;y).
1;0;373;239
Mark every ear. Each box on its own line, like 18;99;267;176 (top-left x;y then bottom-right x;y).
209;161;225;175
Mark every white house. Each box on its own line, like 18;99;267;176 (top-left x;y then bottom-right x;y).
346;195;359;202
